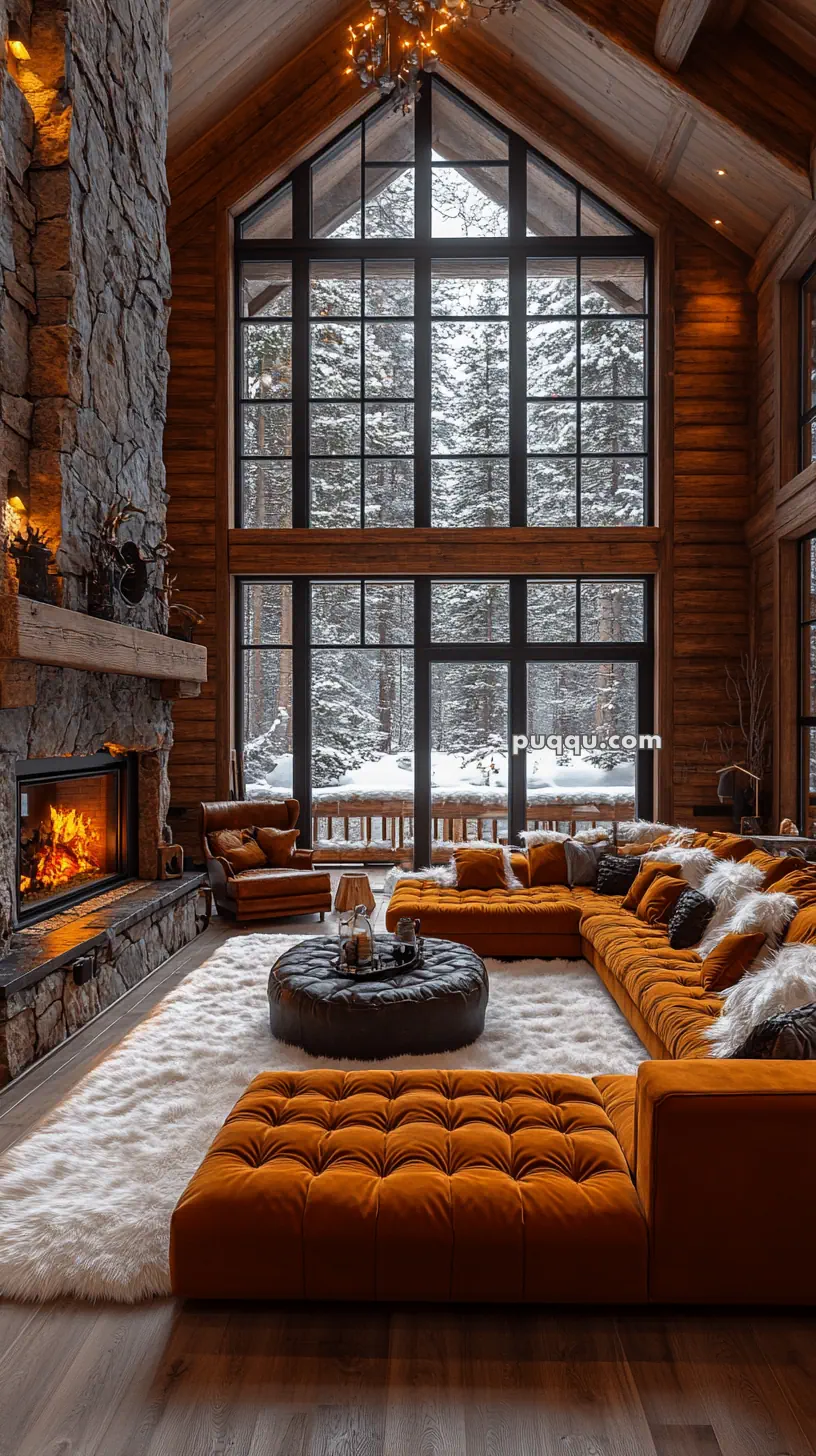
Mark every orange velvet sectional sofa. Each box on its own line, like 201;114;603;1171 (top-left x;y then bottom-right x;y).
170;831;816;1306
384;833;797;1060
171;1061;816;1305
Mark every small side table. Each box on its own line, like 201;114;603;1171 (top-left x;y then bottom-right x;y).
334;871;376;916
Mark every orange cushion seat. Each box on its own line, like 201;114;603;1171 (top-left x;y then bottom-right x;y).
170;1070;648;1304
580;905;720;1058
385;879;585;955
226;867;331;902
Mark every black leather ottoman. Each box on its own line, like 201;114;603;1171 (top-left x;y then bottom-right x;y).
268;935;489;1059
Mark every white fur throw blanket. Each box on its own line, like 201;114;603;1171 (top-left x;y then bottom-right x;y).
707;943;816;1056
642;845;716;890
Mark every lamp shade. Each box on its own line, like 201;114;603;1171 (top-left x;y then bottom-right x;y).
334;872;375;915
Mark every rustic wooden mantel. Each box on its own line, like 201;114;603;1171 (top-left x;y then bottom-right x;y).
0;594;208;708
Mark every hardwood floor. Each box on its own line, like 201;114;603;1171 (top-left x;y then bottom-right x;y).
1;876;816;1456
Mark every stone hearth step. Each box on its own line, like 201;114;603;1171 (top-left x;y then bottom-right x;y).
0;872;209;1086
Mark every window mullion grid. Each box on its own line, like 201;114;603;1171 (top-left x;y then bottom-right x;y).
509;257;526;528
509;131;526;528
414;79;432;528
414;577;432;869
360;264;367;530
509;577;527;843
292;253;310;527
576;255;582;528
292;577;312;845
415;256;431;526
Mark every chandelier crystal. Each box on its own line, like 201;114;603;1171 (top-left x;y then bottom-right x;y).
347;0;518;110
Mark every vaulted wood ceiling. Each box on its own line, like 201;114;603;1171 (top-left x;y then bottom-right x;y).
168;0;816;255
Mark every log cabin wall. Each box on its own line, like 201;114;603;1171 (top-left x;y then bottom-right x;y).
165;213;219;853
746;224;816;828
670;238;755;829
163;25;758;854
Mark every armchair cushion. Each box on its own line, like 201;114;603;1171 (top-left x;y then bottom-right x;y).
226;867;331;902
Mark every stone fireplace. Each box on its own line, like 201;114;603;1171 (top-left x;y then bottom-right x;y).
0;0;210;1084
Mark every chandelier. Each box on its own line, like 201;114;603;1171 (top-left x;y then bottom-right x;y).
347;0;518;110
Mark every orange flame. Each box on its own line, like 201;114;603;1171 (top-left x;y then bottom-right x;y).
20;805;101;895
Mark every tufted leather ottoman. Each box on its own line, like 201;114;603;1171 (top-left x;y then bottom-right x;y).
268;936;488;1059
170;1069;648;1303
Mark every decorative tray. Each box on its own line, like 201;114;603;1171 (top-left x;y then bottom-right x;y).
331;938;425;979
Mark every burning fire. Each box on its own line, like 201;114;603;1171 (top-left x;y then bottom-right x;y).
20;805;101;895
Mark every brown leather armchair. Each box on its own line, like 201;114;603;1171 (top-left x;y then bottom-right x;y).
200;799;332;924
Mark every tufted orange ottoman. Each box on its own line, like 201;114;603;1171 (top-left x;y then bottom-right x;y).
170;1070;648;1303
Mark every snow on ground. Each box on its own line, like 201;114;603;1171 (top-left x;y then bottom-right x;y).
246;749;635;809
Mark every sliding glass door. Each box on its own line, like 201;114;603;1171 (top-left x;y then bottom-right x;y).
238;574;653;865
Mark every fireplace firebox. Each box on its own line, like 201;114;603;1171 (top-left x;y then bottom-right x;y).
16;753;137;926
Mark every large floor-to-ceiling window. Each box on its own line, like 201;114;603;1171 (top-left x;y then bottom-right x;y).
235;78;654;863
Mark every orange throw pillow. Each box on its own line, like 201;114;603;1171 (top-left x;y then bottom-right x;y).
255;826;299;866
528;841;568;886
208;827;249;857
216;837;267;873
708;834;757;861
454;846;507;891
767;868;816;907
700;931;766;992
636;873;686;925
764;856;810;888
621;861;682;913
784;905;816;945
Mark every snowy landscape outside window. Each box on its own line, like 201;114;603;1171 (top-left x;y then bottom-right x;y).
236;77;652;530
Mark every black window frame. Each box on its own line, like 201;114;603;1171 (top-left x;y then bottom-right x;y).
234;76;654;532
237;573;654;866
801;262;816;471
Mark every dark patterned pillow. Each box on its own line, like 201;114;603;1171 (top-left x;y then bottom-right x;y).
667;888;715;950
596;854;641;896
733;1002;816;1059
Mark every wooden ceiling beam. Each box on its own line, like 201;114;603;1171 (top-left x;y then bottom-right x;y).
539;0;814;190
441;25;750;262
655;0;716;72
646;104;697;186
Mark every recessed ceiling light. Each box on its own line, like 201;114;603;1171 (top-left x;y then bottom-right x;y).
714;218;723;226
716;168;727;176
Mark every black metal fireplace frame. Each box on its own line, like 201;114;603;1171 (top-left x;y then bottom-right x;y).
15;752;139;928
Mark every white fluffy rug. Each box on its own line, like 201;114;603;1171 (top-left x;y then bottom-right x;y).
0;933;646;1304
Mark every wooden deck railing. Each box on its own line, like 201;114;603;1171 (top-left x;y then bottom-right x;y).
310;795;635;862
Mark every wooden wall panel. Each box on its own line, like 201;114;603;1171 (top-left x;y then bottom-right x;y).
668;239;756;826
164;212;219;854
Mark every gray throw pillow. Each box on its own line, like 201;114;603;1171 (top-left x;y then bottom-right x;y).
564;839;605;887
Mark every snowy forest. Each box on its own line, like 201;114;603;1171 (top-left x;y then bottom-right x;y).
237;82;650;852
